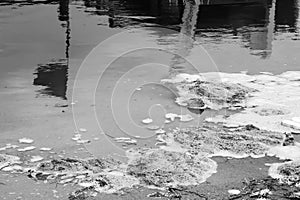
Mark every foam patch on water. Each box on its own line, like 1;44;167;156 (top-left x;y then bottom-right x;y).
268;143;300;161
26;157;139;194
268;160;300;185
199;71;300;133
163;73;254;110
0;154;21;170
126;148;217;188
159;124;285;159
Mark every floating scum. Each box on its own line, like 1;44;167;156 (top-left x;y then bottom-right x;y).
2;71;300;198
160;71;300;198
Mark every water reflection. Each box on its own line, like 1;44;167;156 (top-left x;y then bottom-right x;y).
275;0;299;32
33;59;68;99
75;0;299;58
1;0;299;59
33;0;70;99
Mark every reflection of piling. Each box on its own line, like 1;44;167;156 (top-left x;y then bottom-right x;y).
33;60;68;100
58;0;71;61
275;0;299;30
266;0;276;57
169;0;200;75
244;0;275;58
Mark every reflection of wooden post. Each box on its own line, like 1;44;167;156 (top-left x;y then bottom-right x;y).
297;0;300;30
169;0;200;75
58;0;71;62
248;0;275;58
266;0;276;57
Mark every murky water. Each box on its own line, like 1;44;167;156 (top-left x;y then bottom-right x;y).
0;0;299;152
0;0;299;143
0;0;300;199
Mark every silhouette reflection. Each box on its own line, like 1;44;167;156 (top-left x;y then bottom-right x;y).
2;0;299;58
76;0;299;58
33;59;68;99
33;0;70;99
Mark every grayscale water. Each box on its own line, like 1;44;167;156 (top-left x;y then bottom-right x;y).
0;1;299;198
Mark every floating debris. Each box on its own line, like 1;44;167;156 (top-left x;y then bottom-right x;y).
269;161;300;185
142;118;153;124
126;148;217;187
147;125;160;130
40;147;52;151
0;144;19;151
281;119;300;130
114;137;137;145
228;189;241;195
162;73;254;110
164;120;171;124
202;71;300;133
77;140;91;144
72;134;82;141
54;103;68;108
179;114;194;122
226;177;299;200
260;72;274;75
186;98;207;110
123;139;137;145
165;113;178;121
26;157;139;196
114;137;131;141
30;156;44;163
17;146;36;152
155;129;166;134
0;154;21;170
159;123;285;158
1;165;23;172
18;138;34;144
253;108;289;116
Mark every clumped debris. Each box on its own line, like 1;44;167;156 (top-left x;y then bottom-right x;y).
282;119;300;130
0;144;19;151
253;108;289;116
147;125;160;130
162;74;254;110
155;129;166;134
0;154;21;170
18;138;34;144
228;189;241;195
165;113;194;122
203;71;300;133
17;146;36;152
30;156;44;163
227;161;300;199
179;114;194;122
226;177;300;200
165;113;178;122
126;148;217;187
114;137;137;145
142;118;153;124
25;157;139;197
159;123;285;158
269;161;300;185
40;147;52;151
147;187;208;199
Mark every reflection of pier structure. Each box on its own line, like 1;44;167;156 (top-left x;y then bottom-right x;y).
7;0;298;59
33;0;70;100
